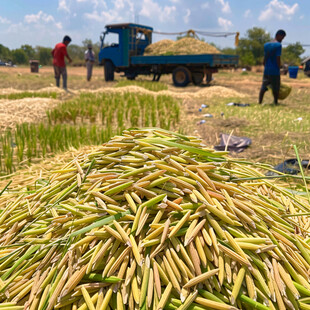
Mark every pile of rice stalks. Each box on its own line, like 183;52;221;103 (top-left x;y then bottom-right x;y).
144;38;220;56
144;40;175;56
1;128;310;310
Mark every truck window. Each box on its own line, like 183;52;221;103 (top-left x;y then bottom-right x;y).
136;33;146;41
105;33;119;46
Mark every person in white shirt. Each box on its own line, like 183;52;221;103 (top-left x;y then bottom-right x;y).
84;44;95;81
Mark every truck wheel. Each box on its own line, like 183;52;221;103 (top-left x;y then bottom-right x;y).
172;67;191;87
192;72;204;85
104;61;114;81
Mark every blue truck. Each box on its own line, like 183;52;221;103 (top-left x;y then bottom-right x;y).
98;23;238;87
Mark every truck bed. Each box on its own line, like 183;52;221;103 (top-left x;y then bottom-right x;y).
131;54;238;67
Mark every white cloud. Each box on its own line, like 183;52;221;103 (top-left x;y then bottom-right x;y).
201;2;210;9
244;9;251;18
0;16;11;24
300;15;304;20
84;0;134;24
183;9;191;24
259;0;298;21
58;0;70;13
114;0;133;11
140;0;176;23
25;11;53;24
218;17;232;30
170;0;179;3
24;11;63;30
216;0;231;14
85;10;119;24
55;22;63;29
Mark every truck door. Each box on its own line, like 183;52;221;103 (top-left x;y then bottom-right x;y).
98;32;122;67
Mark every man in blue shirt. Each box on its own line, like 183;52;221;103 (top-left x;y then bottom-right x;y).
259;29;286;105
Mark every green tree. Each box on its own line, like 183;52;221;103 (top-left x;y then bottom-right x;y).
221;47;236;55
0;44;11;62
237;27;272;66
67;44;84;65
82;38;93;49
36;46;52;65
282;42;305;65
21;44;36;60
12;48;28;64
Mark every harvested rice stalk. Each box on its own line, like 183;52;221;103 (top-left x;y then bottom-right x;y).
0;128;309;309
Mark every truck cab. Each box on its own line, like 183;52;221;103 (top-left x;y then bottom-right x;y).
99;23;153;81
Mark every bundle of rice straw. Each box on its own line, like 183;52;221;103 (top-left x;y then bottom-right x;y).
144;37;220;56
1;128;310;310
144;40;174;56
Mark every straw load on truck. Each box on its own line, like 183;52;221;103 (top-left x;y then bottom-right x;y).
144;37;220;56
0;128;310;309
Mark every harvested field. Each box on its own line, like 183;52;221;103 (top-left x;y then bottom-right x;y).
0;64;310;310
0;85;243;131
0;66;309;170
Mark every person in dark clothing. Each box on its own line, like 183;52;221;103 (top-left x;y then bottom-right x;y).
51;35;72;90
259;29;286;105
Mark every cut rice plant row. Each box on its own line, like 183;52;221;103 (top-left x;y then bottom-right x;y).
46;92;180;131
115;80;168;92
0;124;113;175
0;92;57;100
0;128;310;309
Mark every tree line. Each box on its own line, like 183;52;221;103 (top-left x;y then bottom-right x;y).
0;27;306;66
0;39;100;66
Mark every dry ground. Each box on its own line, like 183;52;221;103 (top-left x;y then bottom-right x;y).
1;65;309;167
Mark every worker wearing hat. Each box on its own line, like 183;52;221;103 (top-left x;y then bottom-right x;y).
259;29;286;105
85;43;95;81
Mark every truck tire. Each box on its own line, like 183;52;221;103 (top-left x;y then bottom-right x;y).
104;61;114;81
192;72;204;85
172;66;191;87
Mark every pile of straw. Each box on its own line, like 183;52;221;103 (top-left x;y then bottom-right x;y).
0;128;310;309
144;37;220;56
144;40;174;56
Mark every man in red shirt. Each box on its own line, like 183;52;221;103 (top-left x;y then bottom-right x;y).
51;35;72;90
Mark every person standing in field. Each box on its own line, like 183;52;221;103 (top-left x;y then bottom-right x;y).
259;29;286;105
51;35;72;90
85;43;95;81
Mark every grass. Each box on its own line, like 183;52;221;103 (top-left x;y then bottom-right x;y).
0;92;57;100
115;80;168;92
195;84;310;164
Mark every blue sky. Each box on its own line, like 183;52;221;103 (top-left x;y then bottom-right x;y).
0;0;309;54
